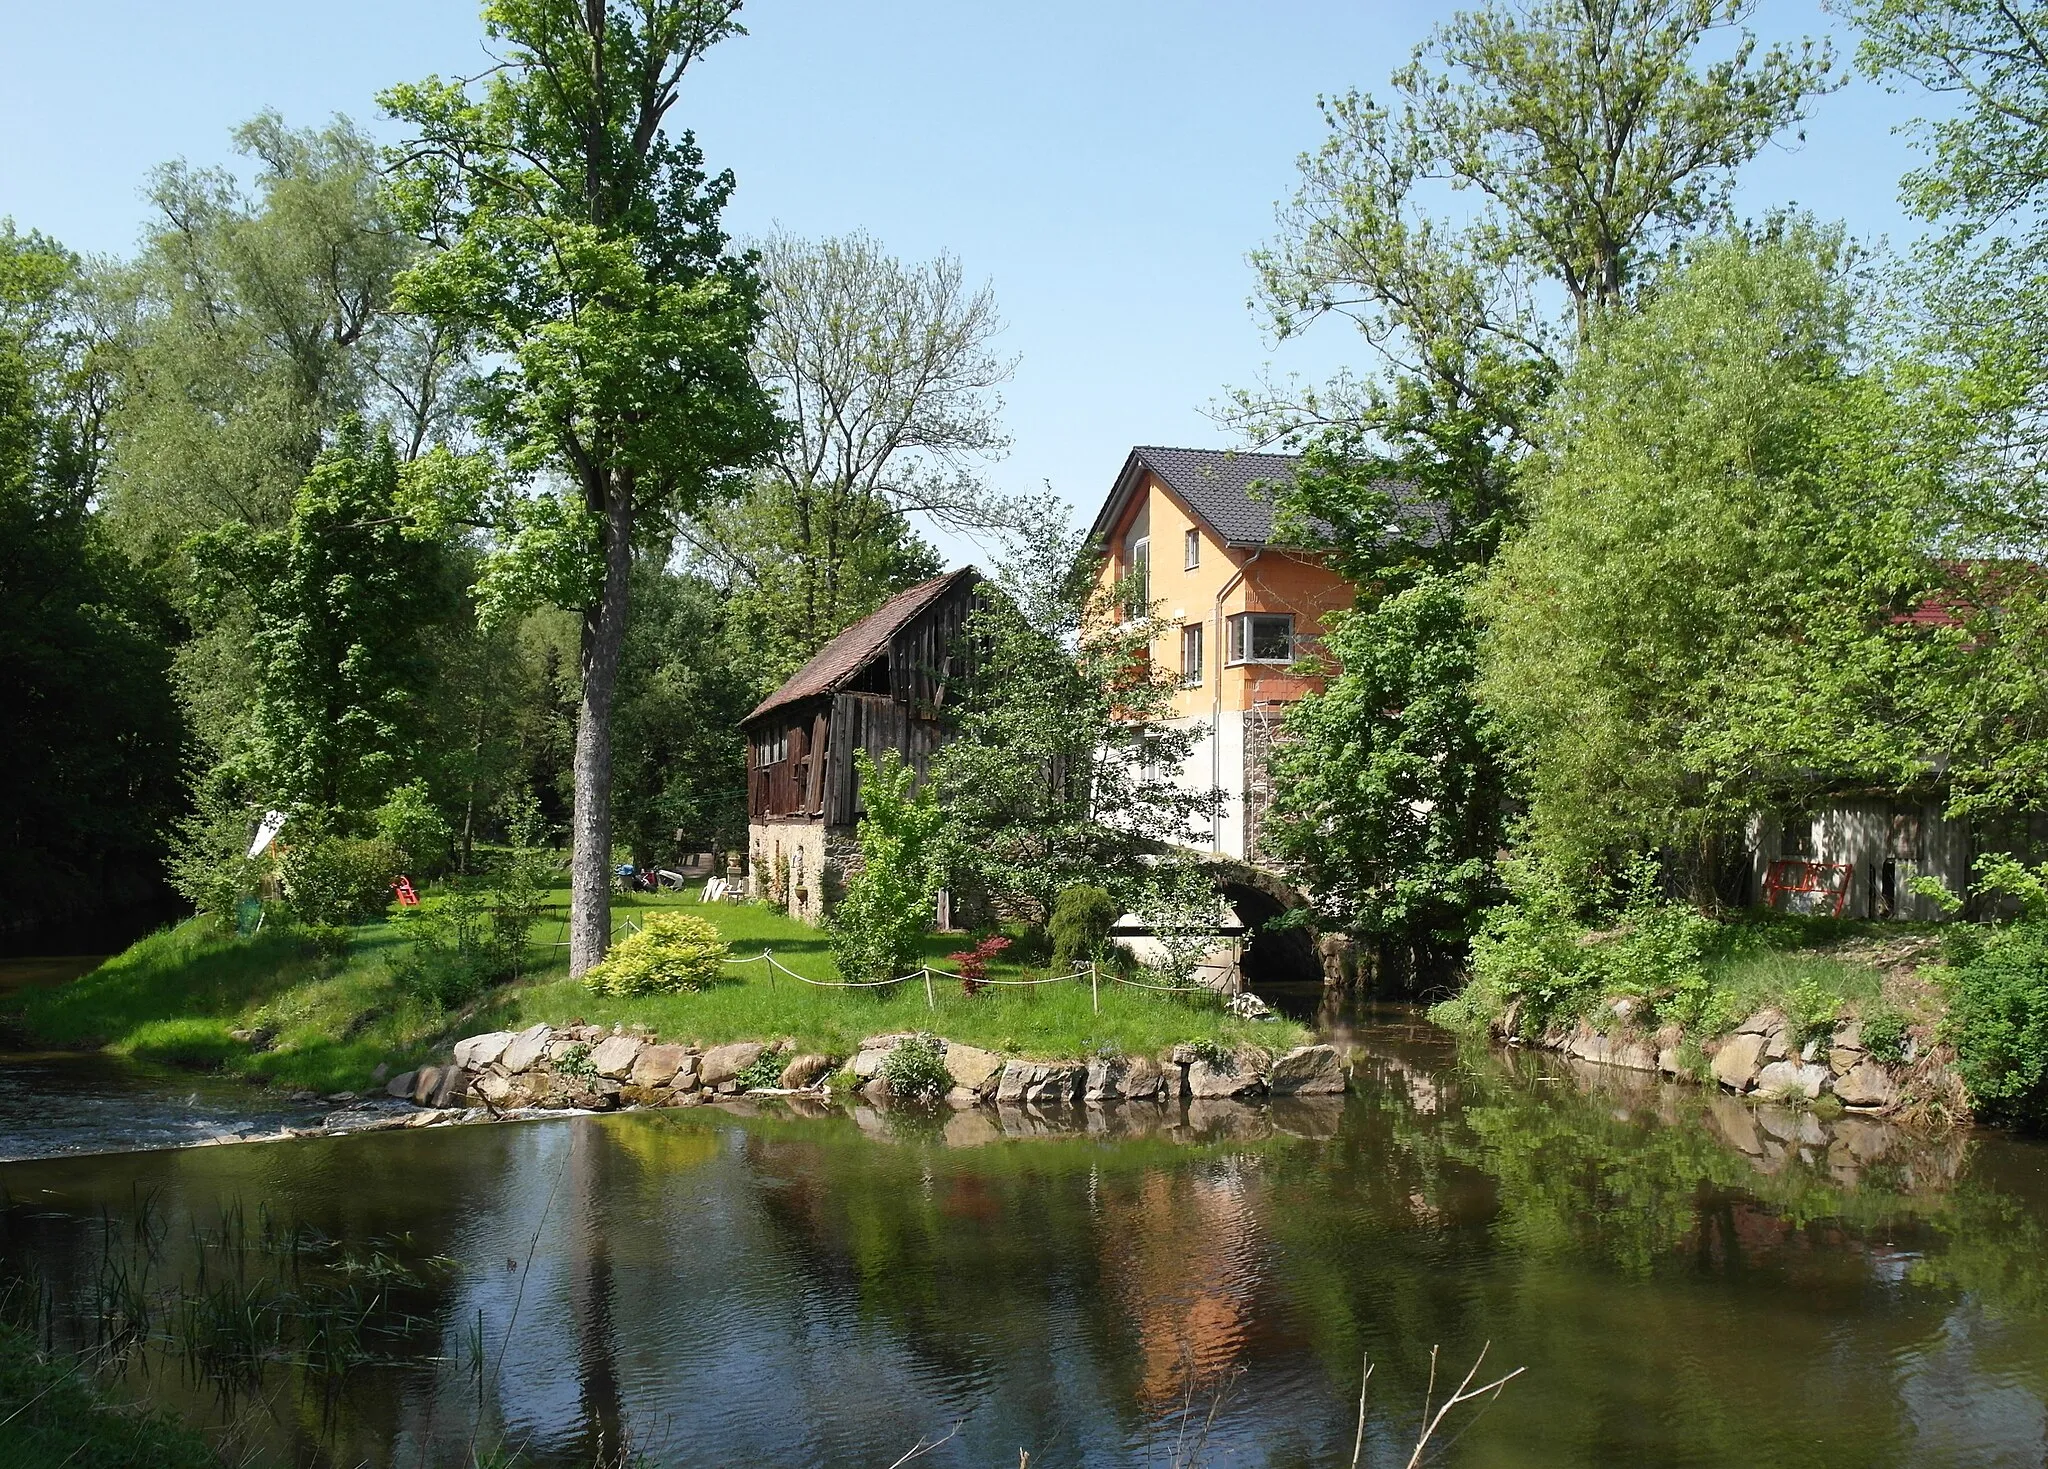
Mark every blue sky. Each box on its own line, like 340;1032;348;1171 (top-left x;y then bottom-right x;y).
1;0;1938;553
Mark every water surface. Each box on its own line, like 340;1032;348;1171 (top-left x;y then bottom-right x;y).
3;1016;2046;1467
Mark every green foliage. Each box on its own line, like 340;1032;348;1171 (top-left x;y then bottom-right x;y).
187;417;455;815
1265;571;1508;952
123;1017;244;1069
1131;861;1222;987
1049;885;1118;971
1860;1004;1911;1064
1943;920;2048;1128
582;911;728;998
1477;229;1946;892
391;881;538;1007
830;751;946;985
881;1035;951;1101
554;1041;598;1085
1786;974;1846;1046
278;828;399;926
164;786;272;928
733;1048;786;1090
934;523;1221;922
375;779;453;876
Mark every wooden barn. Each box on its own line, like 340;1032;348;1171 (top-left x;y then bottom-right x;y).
741;567;979;922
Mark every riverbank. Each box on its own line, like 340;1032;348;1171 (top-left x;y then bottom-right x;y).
2;892;1306;1097
0;1321;219;1469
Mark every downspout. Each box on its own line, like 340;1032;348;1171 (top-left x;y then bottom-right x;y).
1210;548;1262;854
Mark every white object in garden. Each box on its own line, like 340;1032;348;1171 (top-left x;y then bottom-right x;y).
247;809;288;859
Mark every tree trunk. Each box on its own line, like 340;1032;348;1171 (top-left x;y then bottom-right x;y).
569;477;634;977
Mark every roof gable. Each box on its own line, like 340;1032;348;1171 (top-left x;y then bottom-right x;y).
743;567;978;724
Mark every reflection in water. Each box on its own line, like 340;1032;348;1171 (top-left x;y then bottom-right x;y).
2;1021;2048;1467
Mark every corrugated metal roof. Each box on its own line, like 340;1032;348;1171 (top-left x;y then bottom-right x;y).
1089;446;1449;550
742;567;977;724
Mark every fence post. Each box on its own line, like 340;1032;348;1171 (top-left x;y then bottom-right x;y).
1090;962;1100;1015
765;947;774;987
923;968;936;1010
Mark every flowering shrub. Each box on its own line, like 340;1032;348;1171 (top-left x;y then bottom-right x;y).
582;911;728;997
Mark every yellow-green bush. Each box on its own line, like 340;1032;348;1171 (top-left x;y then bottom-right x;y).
581;911;728;997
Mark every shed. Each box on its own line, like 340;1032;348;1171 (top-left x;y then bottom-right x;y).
740;567;979;921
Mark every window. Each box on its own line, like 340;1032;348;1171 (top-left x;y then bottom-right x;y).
1781;813;1816;858
1180;624;1204;686
1126;537;1151;615
753;726;789;765
1228;613;1295;664
1184;527;1201;571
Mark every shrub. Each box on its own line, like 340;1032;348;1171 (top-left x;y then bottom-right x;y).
554;1042;598;1084
1050;885;1118;971
1859;1004;1910;1065
1943;920;2048;1128
829;751;945;984
946;934;1012;996
734;1050;786;1090
280;831;400;926
374;780;453;876
1786;973;1844;1046
582;911;728;997
881;1035;950;1101
165;788;273;929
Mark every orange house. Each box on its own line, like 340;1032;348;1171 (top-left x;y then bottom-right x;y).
1087;446;1359;864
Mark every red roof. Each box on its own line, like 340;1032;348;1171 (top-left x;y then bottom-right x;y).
743;568;977;724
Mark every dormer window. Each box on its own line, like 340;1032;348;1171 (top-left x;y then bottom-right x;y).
1227;613;1295;665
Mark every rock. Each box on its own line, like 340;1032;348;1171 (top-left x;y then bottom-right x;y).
324;1091;359;1105
778;1053;834;1089
858;1077;891;1103
944;1043;1005;1096
1122;1056;1163;1100
1657;1047;1683;1077
589;1034;643;1080
1710;1032;1767;1092
1736;1009;1784;1036
454;1031;516;1070
671;1056;701;1091
1270;1044;1347;1096
386;1071;418;1100
567;1079;622;1111
1187;1057;1257;1099
1023;1063;1084;1106
1761;1024;1794;1063
501;1025;554;1074
851;1045;900;1080
1610;997;1637;1021
1754;1059;1830;1102
699;1042;765;1086
475;1072;515;1106
1084;1059;1123;1101
629;1044;689;1088
1170;1043;1198;1066
1834;1060;1898;1110
415;1066;472;1108
228;1027;275;1051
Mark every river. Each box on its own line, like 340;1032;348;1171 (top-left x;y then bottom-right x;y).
2;1010;2046;1467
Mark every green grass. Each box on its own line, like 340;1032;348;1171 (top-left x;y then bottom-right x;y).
6;888;1305;1092
0;1322;222;1468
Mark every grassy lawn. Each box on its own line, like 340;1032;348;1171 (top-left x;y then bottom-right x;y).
7;888;1306;1093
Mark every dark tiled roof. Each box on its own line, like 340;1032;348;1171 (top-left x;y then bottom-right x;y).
743;567;976;724
1091;446;1448;549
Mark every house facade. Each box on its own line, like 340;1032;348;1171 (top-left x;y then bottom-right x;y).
740;567;978;923
1086;446;1361;865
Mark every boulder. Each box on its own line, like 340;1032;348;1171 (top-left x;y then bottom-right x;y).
1122;1055;1164;1100
501;1025;554;1074
995;1060;1032;1103
228;1026;275;1051
1834;1060;1898;1110
474;1071;515;1106
564;1078;622;1111
1736;1009;1785;1036
454;1031;516;1070
590;1034;643;1080
1024;1063;1084;1106
1710;1032;1767;1092
778;1053;834;1089
1187;1058;1257;1099
1084;1059;1124;1101
852;1044;900;1080
1269;1044;1347;1096
386;1070;417;1100
1754;1059;1830;1102
412;1065;471;1108
1170;1043;1198;1066
671;1056;701;1091
944;1043;1005;1096
699;1041;765;1086
629;1044;689;1089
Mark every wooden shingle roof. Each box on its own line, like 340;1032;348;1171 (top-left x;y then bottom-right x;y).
742;567;977;724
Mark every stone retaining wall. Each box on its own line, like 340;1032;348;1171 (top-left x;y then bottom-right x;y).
1497;1002;1963;1119
387;1026;1352;1116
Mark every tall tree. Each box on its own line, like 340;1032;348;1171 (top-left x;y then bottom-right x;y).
383;0;782;974
1476;228;1947;895
0;228;185;920
686;229;1014;686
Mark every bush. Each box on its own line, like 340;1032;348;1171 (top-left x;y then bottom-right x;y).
1943;921;2048;1128
1050;885;1118;971
582;911;728;997
881;1035;950;1101
164;787;272;928
375;780;453;876
1859;1004;1910;1064
829;750;945;984
279;830;400;925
